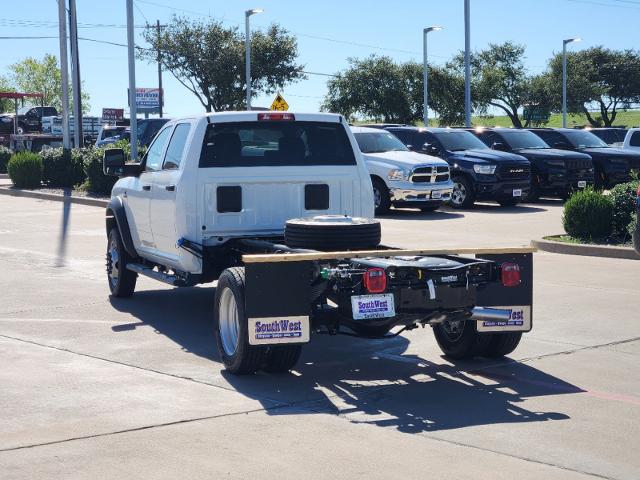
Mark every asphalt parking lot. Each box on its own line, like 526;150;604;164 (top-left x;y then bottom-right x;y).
0;195;638;480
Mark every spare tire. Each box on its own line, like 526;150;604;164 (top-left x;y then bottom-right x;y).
284;215;381;251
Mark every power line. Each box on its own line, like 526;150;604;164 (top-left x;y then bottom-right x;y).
564;0;640;8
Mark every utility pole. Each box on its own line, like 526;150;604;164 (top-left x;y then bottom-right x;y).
245;8;263;110
562;37;581;128
68;0;83;147
423;26;443;127
464;0;471;127
57;0;70;149
126;0;138;161
156;20;164;118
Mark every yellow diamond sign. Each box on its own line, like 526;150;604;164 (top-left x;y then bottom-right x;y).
270;93;289;111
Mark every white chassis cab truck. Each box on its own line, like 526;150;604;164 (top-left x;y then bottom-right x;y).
103;111;534;375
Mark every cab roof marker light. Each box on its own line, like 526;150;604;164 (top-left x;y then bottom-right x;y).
258;112;295;121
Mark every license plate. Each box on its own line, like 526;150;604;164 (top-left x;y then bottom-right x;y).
351;294;395;320
476;306;531;332
578;181;587;188
431;191;442;200
512;189;522;197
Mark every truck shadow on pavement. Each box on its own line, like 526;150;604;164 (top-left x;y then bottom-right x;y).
110;287;576;434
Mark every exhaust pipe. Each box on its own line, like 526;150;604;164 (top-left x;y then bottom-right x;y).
471;307;512;322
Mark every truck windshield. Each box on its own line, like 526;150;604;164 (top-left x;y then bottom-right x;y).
353;131;409;153
501;130;550;150
562;130;608;149
432;131;488;151
199;121;356;167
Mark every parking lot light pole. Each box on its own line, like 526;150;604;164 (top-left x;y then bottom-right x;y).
423;26;443;127
464;0;471;127
245;8;263;111
562;37;581;128
126;0;137;161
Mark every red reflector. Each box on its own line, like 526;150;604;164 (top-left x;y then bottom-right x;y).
501;263;521;287
257;112;295;121
363;268;387;294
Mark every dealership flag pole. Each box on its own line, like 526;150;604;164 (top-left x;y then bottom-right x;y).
57;0;71;149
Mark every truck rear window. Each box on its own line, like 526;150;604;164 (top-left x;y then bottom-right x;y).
199;121;356;167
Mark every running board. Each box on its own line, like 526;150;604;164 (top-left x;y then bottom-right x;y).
126;263;180;286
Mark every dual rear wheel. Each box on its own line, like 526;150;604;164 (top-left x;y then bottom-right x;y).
433;318;522;359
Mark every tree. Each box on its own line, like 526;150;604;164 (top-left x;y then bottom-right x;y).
322;56;415;123
9;54;89;113
548;47;640;126
0;75;15;113
140;16;305;112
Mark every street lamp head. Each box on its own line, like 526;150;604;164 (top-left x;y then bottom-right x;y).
246;8;264;17
424;25;444;34
563;37;582;45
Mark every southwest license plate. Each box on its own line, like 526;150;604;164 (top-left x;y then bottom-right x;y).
578;181;587;188
351;294;395;320
512;189;522;197
431;191;442;200
247;316;310;345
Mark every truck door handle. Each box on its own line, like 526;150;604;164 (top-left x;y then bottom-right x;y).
165;185;176;192
142;185;151;191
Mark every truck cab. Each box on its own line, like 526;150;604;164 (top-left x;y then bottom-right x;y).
386;126;531;208
109;112;373;273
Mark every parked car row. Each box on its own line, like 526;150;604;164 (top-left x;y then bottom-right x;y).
354;124;640;213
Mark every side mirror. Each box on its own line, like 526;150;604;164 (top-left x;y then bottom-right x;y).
103;148;126;176
492;142;508;152
422;143;439;155
554;141;571;150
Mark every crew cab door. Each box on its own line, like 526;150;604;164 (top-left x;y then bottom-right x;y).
149;122;191;260
125;125;172;252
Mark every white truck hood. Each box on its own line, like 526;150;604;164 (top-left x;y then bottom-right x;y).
363;150;447;168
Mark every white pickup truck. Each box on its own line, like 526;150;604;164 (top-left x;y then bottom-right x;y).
351;126;453;215
103;111;534;375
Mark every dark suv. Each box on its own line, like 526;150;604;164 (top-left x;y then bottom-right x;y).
529;128;640;188
583;127;627;147
0;105;58;134
96;118;170;148
470;127;594;201
385;126;531;208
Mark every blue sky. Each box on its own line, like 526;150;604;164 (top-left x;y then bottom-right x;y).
1;0;638;117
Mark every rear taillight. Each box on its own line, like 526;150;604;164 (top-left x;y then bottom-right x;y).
257;112;295;121
501;263;521;287
364;268;387;293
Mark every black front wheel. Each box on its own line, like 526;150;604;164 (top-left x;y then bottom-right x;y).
106;228;137;297
372;177;392;215
449;176;476;209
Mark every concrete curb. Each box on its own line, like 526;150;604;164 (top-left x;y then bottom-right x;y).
531;237;640;261
0;186;108;208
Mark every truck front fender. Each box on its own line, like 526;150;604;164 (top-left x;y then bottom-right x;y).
105;196;137;258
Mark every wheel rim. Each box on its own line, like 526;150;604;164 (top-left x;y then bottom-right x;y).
441;319;465;342
218;287;240;356
451;182;466;205
373;185;381;208
107;236;120;288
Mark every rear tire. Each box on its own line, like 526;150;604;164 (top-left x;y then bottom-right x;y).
372;177;391;215
449;176;476;209
106;227;137;297
214;267;266;375
433;319;491;359
483;332;522;358
263;345;303;373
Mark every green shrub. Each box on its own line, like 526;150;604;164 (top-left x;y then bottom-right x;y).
562;188;613;241
608;181;640;240
629;215;638;240
40;147;86;188
0;145;11;174
7;151;43;188
80;147;117;195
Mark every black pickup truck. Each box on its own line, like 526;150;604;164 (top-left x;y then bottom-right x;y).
0;105;58;134
469;127;594;201
385;126;531;208
529;128;640;189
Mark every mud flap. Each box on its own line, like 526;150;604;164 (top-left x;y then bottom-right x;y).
244;261;313;345
476;253;533;332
